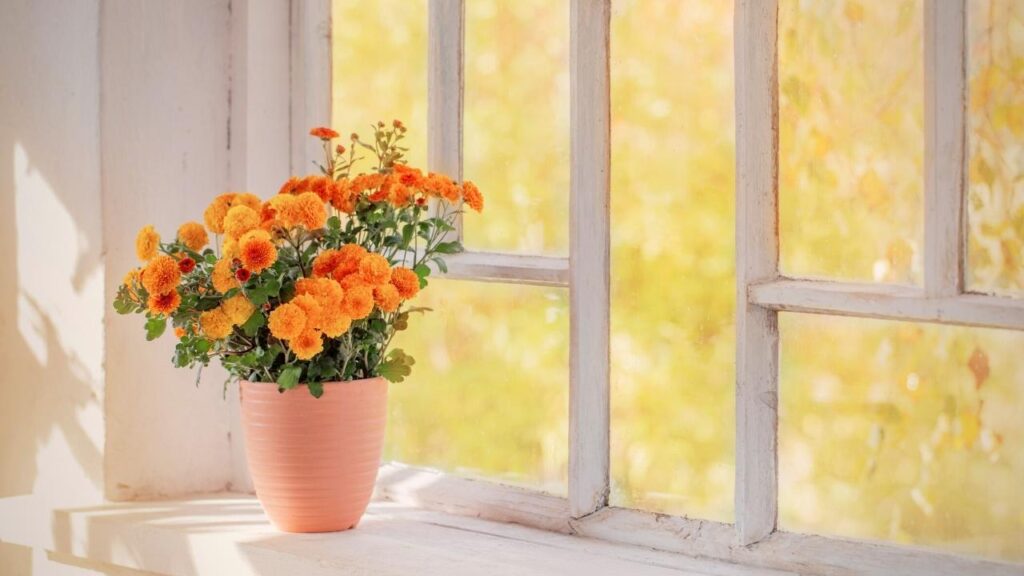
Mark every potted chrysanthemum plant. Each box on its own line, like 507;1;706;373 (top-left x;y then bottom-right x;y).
113;121;482;532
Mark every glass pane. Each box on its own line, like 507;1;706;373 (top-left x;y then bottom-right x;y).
462;0;570;254
968;0;1024;295
779;0;924;283
331;0;427;168
780;313;1024;561
387;279;568;494
609;0;735;521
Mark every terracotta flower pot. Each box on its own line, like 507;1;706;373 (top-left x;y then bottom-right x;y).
240;377;388;533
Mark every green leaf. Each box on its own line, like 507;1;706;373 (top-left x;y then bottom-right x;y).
377;348;416;383
113;297;135;314
328;216;342;231
413;263;431;279
260;344;284;367
393;312;409;331
241;311;266;337
307;381;324;399
196;297;221;311
249;289;269;306
277;365;302;392
145;316;167;341
433;241;463;255
401;224;414;248
195;338;212;354
432;256;448;274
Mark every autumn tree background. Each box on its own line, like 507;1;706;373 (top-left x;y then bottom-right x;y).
332;0;1023;561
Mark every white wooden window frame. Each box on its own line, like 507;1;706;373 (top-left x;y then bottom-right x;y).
304;1;1024;574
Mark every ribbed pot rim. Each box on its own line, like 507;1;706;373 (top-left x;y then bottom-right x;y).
241;376;386;388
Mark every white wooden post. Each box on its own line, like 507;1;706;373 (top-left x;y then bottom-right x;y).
569;0;611;518
924;0;967;297
734;0;779;545
290;0;332;175
428;0;464;241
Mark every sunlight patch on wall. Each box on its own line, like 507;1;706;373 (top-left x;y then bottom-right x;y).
14;142;105;387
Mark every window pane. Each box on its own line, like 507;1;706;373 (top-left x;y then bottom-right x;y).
462;0;569;255
609;0;735;521
387;279;568;494
779;0;924;283
331;0;427;168
780;313;1024;561
968;0;1024;295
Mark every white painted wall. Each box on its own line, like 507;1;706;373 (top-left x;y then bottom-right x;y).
101;0;236;501
0;1;108;573
1;0;292;572
226;0;293;493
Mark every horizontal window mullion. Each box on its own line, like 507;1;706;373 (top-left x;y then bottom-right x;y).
437;251;569;287
751;278;1024;331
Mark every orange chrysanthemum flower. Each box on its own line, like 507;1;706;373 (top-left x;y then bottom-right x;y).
309;126;340;140
204;193;235;234
350;173;385;194
330;179;356;213
223;205;260;240
135;224;160;261
177;221;209;251
258;201;279;232
368;177;392;203
221;293;255;325
230;192;262;212
312;249;343;278
423;173;458;201
277;176;302;197
174;326;186;339
212;257;239;293
320;305;352;338
341;285;375;320
265;194;298;228
293;192;327;230
290;294;322;331
141;255;181;296
147;289;181;316
389;183;412;206
373;284;402;312
333;243;368;278
268;303;307;340
222;237;240;260
337;272;368;290
390;266;420;300
462;180;484;213
290;328;324;360
358;253;392;286
239;229;278;273
393;164;424;188
200;308;233;340
309;176;333;203
296;277;344;307
123;268;140;287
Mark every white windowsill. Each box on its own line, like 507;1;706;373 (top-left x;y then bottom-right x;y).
51;496;794;576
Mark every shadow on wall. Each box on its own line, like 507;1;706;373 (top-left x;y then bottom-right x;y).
0;0;104;508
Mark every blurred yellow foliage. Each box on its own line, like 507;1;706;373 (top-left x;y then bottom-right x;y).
334;0;1024;561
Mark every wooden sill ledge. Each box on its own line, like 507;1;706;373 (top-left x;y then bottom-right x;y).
51;496;795;576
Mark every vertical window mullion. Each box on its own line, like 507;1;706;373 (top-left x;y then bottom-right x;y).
428;0;464;241
291;0;332;175
569;0;611;518
734;0;780;545
923;0;968;297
